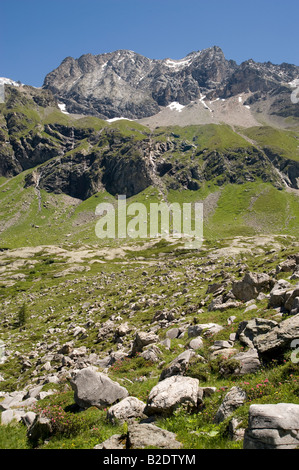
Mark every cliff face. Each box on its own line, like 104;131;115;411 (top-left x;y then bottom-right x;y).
42;47;299;121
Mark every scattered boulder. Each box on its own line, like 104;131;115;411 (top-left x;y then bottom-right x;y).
284;285;299;312
268;281;299;313
27;415;53;444
189;337;204;350
22;411;37;429
94;422;182;449
140;344;161;362
236;318;278;348
145;375;200;415
229;417;246;441
166;328;180;339
244;403;299;449
97;320;115;343
232;348;261;375
254;313;299;357
232;272;273;302
127;422;182;449
116;322;132;338
70;367;129;409
131;331;159;355
1;409;25;425
106;396;146;424
268;280;292;308
208;296;241;312
159;350;195;381
152;309;176;322
188;323;223;338
214;386;247;423
94;434;125;449
276;254;299;274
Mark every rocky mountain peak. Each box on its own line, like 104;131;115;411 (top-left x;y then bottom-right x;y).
42;47;299;122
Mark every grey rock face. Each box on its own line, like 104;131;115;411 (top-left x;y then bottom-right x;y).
43;47;235;119
43;47;299;121
70;367;129;409
244;403;299;449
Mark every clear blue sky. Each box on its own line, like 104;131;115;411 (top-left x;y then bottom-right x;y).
1;0;298;87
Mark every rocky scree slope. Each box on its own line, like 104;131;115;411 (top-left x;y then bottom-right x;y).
0;238;299;449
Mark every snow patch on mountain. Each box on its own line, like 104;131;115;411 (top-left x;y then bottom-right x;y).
167;102;185;112
106;117;135;122
0;77;21;87
58;103;69;114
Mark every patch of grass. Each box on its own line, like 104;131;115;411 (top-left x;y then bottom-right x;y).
243;126;299;161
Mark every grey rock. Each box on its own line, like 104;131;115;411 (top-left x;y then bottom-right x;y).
0;393;25;411
159;349;195;381
208;297;242;312
145;375;200;415
1;409;24;425
127;422;182;449
107;396;146;424
229;418;245;441
140;345;161;362
232;272;273;302
188;323;223;338
160;338;171;349
285;285;299;312
189;337;204;350
96;320;115;343
237;318;278;348
116;322;131;337
244;403;299;449
214;386;247;423
94;434;125;449
94;422;182;450
22;411;37;428
24;386;43;400
27;415;53;443
166;328;180;339
254;313;299;356
70;367;129;409
210;348;238;361
232;348;261;375
131;331;159;355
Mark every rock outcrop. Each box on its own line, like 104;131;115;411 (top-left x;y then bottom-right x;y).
244;403;299;449
43;47;299;121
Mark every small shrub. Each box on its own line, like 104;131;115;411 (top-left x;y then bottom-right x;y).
17;302;27;327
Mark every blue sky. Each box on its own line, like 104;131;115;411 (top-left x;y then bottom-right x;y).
1;0;299;87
